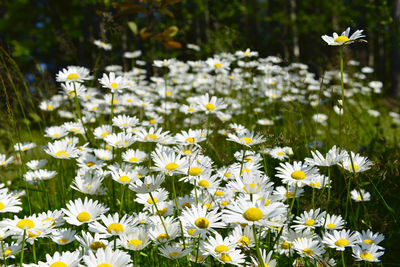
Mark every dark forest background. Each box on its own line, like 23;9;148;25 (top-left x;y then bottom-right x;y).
0;0;400;96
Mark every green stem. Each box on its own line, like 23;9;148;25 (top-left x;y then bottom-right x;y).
73;82;92;146
19;230;26;266
119;184;126;214
341;250;346;267
252;225;264;266
149;192;169;238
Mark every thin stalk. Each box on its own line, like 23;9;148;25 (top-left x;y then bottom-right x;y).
341;250;346;267
149;192;169;237
19;230;26;266
73;82;92;145
252;225;264;266
119;184;126;214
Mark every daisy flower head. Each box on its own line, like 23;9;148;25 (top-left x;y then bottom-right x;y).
275;161;319;187
50;228;77;245
340;152;373;173
227;129;266;147
45;126;68;139
180;204;224;238
62;197;109;226
357;229;385;249
0;192;22;213
151;147;188;176
305;145;347;167
118;228;151;251
75;231;110;253
351;189;371;202
94;125;113;140
323;229;358;251
104;132;136;148
228;225;255;248
135;127;172;143
196;93;228;114
14;142;36;152
71;170;106;195
292;208;325;233
56;66;91;83
158;243;191;260
94;39;112;50
292;237;325;258
0;154;14;167
122;149;148;164
352;243;384;262
223;197;286;227
129;173;165;193
83;247;133;267
112;114;139;130
322;27;367;46
35;250;81;267
44;139;80;159
324;214;345;230
99;72;128;93
268;146;289;161
89;213;138;237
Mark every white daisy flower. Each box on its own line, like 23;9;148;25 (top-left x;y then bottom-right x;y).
62;197;109;226
56;66;90;83
44;139;80;159
83;247;133;267
323;229;358;251
321;27;367;46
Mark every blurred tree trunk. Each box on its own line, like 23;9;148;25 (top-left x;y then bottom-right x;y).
290;0;299;59
392;0;400;97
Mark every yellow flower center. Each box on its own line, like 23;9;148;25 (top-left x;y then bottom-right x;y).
182;202;192;209
90;241;106;250
348;164;359;172
219;253;232;262
17;219;35;229
277;151;284;156
166;91;172;96
4;248;11;256
203;203;212;209
310;181;321;187
335;238;349;247
302;248;314;256
198;180;210;187
188;107;194;111
47;104;54;110
243;183;260;193
147;197;158;204
110;82;118;88
195;217;209;229
241;168;251;174
86;161;95;167
214;63;222;68
55;150;69;158
28;230;41;238
205;103;215;111
67;73;79;80
42;217;55;226
304;219;315;226
0;202;4;210
165;163;179;171
157;233;168;241
52;133;60;138
327;223;336;229
77;212;91;222
189;167;202;176
285;192;294;198
264;198;270;206
118;175;131;183
129;157;139;162
291;170;306;180
50;262;67;267
244;51;251;56
243;208;263;221
224;172;231;178
107;223;124;234
149;119;156;124
363;239;374;245
183;149;192;154
281;241;291;249
360;252;373;260
59;238;69;244
334;36;350;44
215;190;224;196
240;137;253;145
238;236;250;246
221;200;229;206
185;137;195;143
215;245;229;253
169;251;180;258
192;255;203;262
97;264;113;267
128;239;142;246
145;134;158;140
157;207;167;216
101;132;109;138
187;229;198;236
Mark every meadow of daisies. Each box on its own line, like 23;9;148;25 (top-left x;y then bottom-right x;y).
0;28;398;266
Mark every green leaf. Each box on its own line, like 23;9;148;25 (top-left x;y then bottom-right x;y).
127;21;138;35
